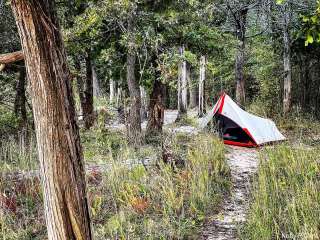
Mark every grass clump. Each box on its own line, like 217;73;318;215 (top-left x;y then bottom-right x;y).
241;145;320;240
92;134;231;239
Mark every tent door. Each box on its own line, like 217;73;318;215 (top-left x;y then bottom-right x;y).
215;115;256;147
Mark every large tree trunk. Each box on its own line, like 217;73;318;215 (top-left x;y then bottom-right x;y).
235;9;248;106
283;9;292;115
187;64;197;109
198;56;206;117
126;16;142;145
177;46;187;121
83;50;94;129
11;1;92;240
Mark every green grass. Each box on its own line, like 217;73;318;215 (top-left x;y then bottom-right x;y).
91;134;231;239
0;136;38;174
241;145;320;240
0;133;231;240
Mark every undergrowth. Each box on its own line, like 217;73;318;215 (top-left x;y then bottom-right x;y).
91;134;231;239
0;133;231;239
241;145;320;240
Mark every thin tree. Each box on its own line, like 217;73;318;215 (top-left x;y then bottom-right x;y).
176;46;188;121
198;55;206;117
11;0;92;239
126;9;142;145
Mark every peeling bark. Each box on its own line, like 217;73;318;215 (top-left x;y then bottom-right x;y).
10;0;92;239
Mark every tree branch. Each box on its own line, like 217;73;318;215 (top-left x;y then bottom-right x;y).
0;51;24;64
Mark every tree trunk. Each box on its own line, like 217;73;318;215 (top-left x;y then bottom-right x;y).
74;56;85;116
140;86;148;120
146;80;164;139
126;15;142;145
198;56;206;117
283;9;292;115
187;64;197;109
116;86;122;108
83;50;94;129
235;9;248;106
164;84;171;109
177;46;187;121
109;79;116;103
11;1;92;240
92;63;100;98
14;65;27;129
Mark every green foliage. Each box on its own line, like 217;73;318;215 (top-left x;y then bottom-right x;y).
241;145;320;240
301;1;320;46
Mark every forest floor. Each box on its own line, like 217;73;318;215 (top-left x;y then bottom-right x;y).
3;109;319;239
0;110;258;239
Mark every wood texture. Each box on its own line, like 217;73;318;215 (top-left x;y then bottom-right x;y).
0;51;24;64
10;0;92;239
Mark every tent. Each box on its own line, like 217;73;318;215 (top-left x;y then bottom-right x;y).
200;93;286;147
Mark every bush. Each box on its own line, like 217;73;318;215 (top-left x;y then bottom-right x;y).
241;145;320;240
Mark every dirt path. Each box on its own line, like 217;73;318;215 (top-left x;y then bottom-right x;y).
202;146;259;240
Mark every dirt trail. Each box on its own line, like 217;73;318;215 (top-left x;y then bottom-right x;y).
202;146;259;240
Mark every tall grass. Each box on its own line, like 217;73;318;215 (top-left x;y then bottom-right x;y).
0;135;38;174
90;134;231;239
241;145;320;240
0;133;231;239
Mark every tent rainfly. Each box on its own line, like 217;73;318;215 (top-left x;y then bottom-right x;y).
200;93;286;147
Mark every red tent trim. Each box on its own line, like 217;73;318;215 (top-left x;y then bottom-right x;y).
224;140;257;147
218;93;226;114
243;128;258;146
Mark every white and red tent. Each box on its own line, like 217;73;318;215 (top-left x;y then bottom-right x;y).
200;93;286;147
